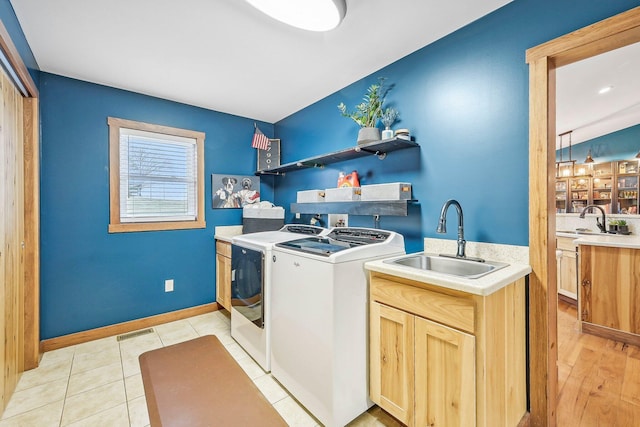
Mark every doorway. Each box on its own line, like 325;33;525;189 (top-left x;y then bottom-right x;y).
526;6;640;426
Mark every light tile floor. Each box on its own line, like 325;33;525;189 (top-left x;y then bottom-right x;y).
0;310;392;427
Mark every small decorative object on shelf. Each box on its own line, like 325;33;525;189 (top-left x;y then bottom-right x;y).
257;138;280;171
380;108;399;139
395;128;411;140
337;77;393;145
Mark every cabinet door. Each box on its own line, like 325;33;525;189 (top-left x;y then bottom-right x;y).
215;241;232;310
370;302;415;426
616;175;639;214
414;316;476;427
580;245;640;334
559;250;577;298
555;179;567;213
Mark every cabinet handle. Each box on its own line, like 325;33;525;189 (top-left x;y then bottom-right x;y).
581;279;591;321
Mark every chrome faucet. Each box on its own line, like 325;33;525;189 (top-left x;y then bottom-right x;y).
437;199;484;262
579;205;607;233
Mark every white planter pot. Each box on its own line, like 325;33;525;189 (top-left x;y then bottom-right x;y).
357;127;381;145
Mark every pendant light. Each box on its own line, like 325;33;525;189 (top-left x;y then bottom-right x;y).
246;0;347;32
584;149;594;163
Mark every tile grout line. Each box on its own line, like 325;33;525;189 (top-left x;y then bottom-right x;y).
58;348;76;427
119;339;132;427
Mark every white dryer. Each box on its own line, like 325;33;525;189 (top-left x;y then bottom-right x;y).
230;224;327;372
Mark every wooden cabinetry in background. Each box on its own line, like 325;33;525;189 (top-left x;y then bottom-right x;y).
556;159;639;214
579;244;640;346
215;240;232;310
369;273;526;427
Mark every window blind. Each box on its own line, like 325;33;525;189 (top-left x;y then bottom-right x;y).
119;128;197;222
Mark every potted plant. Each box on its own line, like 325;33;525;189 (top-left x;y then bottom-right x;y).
617;219;629;234
608;219;619;233
338;77;391;145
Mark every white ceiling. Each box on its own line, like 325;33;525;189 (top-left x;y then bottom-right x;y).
556;42;640;147
10;0;513;123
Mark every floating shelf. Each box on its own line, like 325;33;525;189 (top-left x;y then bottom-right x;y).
290;200;418;216
255;136;419;175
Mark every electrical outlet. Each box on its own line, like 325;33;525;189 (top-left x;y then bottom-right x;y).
295;212;300;219
165;279;174;292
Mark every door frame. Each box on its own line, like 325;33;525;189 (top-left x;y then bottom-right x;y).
526;6;640;426
0;19;40;370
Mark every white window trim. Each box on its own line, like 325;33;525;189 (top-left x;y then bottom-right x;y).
108;117;206;233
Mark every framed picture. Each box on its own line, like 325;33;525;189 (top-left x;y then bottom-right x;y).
257;139;281;171
212;174;260;208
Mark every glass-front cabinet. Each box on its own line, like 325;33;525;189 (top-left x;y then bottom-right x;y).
591;176;613;212
556;159;640;214
593;161;614;177
555;181;567;213
569;177;589;213
617;175;638;214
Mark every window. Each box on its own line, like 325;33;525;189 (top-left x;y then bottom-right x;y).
108;117;205;232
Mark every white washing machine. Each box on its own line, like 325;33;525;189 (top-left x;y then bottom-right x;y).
230;224;327;372
270;227;405;427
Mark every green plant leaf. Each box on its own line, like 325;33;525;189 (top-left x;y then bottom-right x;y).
337;77;392;128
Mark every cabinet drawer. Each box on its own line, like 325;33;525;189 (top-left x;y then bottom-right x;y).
371;277;475;334
216;240;231;257
556;236;577;251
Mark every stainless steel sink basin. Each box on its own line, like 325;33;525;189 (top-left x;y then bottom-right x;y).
384;254;509;279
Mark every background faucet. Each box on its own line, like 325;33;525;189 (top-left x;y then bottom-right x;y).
436;199;468;258
579;204;607;233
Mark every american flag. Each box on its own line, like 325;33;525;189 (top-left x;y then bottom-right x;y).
252;126;270;150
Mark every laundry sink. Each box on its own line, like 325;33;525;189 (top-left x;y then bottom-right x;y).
384;253;509;279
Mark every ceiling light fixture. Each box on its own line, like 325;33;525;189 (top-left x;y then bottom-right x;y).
598;85;613;95
246;0;346;32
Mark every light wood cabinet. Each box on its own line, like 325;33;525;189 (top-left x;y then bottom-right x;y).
579;244;640;346
415;316;476;427
556;236;578;300
369;273;526;427
370;302;415;425
215;240;232;310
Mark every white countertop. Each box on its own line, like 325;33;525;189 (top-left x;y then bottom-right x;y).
365;252;531;297
557;232;640;249
214;225;243;243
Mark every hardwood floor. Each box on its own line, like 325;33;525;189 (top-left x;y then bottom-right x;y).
557;299;640;426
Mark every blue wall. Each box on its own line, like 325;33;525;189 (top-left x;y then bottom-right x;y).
273;0;640;254
2;0;640;339
557;124;640;163
38;73;274;338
